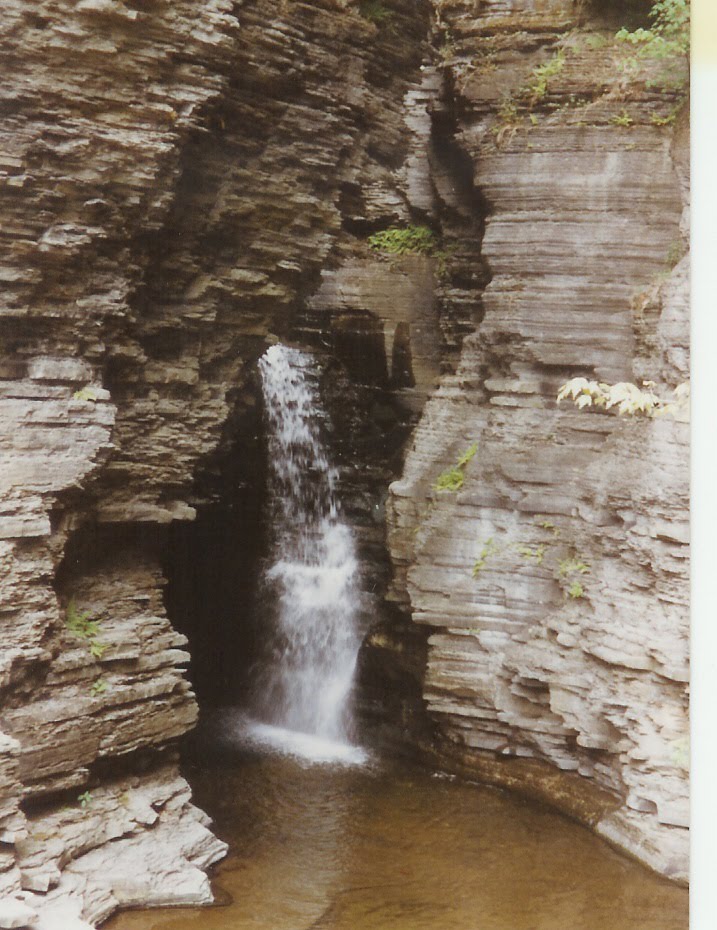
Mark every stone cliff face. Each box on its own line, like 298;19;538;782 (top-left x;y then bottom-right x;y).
384;0;690;883
0;0;432;925
0;0;689;923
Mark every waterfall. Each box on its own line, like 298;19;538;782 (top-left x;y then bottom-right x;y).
251;343;363;756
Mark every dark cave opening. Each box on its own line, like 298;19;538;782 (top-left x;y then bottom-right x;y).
163;381;267;709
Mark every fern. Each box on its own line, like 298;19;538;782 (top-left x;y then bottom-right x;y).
433;443;479;493
368;225;438;256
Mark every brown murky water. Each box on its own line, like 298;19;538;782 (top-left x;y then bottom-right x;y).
108;742;687;930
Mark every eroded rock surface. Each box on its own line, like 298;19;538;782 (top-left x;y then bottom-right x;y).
0;0;430;924
384;0;689;881
0;0;690;922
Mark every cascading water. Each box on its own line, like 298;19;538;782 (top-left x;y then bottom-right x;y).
247;343;365;762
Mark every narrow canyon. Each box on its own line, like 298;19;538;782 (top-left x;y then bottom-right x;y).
0;0;689;927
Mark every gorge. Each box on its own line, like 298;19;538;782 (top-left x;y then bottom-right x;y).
0;0;690;927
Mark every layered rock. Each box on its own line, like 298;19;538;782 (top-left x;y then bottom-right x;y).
0;0;431;924
0;0;690;923
385;0;689;880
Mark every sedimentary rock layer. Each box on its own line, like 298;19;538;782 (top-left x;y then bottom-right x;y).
386;0;689;880
0;0;430;924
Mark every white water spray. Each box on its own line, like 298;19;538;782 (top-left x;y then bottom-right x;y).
252;344;363;757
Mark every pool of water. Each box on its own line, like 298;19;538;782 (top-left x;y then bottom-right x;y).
107;725;688;930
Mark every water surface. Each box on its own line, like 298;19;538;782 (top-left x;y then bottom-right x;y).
108;738;688;930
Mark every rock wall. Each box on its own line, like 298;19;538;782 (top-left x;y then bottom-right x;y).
385;0;689;882
0;0;432;925
0;0;690;923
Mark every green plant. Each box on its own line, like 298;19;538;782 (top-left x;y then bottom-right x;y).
368;225;438;256
433;443;478;493
473;537;499;576
525;48;565;102
73;387;98;402
492;96;523;145
567;581;585;599
535;516;560;537
516;544;546;565
358;0;393;24
434;467;464;492
66;601;100;640
557;377;689;418
616;0;690;58
615;0;689;90
456;443;478;468
91;678;108;696
558;557;590;577
611;109;634;127
650;109;677;126
78;791;93;808
66;601;107;665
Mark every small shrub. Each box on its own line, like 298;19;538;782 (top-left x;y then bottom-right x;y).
616;0;690;58
368;225;438;256
78;791;93;808
567;581;585;599
615;0;689;90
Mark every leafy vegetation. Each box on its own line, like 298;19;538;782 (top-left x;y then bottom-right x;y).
557;377;690;418
567;581;585;599
358;0;393;24
525;49;565;102
615;0;689;91
66;601;108;694
66;601;101;640
611;109;634;127
558;556;590;600
558;557;590;577
434;443;478;493
78;791;93;809
473;537;499;576
368;225;438;256
516;544;547;565
535;516;560;537
72;387;98;402
616;0;690;58
492;96;522;145
469;522;591;603
650;106;680;126
434;467;464;492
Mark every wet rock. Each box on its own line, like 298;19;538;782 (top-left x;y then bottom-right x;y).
386;0;689;881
